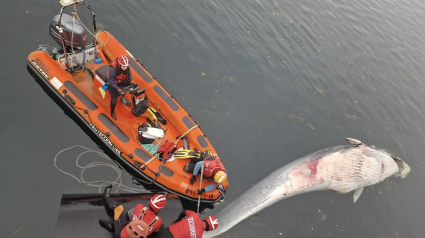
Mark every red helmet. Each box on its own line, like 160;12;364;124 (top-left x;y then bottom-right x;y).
117;56;129;67
125;220;149;238
149;194;166;213
204;216;218;231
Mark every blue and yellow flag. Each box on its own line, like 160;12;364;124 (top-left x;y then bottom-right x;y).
99;82;109;98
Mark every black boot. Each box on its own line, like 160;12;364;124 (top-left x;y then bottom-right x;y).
110;100;117;120
103;184;119;211
99;219;114;232
103;184;112;198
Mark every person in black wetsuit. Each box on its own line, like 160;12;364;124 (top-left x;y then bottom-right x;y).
99;184;128;238
99;184;167;238
107;56;134;120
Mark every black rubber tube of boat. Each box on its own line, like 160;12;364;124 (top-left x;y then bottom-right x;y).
62;89;90;119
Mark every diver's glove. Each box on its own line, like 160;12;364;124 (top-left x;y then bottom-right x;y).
118;89;125;96
190;175;197;185
198;188;205;195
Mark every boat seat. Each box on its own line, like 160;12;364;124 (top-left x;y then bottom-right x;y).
95;65;109;82
184;161;197;173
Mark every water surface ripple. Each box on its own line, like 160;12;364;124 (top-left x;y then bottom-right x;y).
1;0;425;237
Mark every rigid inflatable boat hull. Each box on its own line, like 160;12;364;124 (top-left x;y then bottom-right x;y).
27;33;227;207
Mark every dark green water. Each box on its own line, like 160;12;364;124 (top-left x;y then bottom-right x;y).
1;0;425;237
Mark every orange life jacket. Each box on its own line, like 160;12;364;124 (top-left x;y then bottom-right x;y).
107;60;130;84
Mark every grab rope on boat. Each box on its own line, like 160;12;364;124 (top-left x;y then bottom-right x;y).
54;145;149;194
115;120;137;142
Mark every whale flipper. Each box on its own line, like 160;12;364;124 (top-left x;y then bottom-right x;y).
346;138;363;146
353;187;364;203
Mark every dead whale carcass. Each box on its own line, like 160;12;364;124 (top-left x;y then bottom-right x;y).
204;138;410;237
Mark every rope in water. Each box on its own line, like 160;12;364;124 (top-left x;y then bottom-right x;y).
54;145;149;194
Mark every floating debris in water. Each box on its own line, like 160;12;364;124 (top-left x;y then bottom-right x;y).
314;86;324;95
96;22;106;29
38;44;59;57
224;76;234;82
289;113;305;122
316;209;328;224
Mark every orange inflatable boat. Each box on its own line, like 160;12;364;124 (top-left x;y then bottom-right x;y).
27;0;227;208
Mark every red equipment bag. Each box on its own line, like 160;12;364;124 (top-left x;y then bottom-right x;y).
157;140;177;160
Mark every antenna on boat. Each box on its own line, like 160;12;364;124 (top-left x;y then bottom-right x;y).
50;0;99;72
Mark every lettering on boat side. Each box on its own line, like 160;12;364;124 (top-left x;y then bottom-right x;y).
89;123;122;155
31;58;50;79
185;188;214;199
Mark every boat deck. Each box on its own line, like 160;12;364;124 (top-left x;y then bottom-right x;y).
66;61;208;190
70;61;182;153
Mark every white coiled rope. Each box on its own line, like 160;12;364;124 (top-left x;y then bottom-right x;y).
54;145;149;194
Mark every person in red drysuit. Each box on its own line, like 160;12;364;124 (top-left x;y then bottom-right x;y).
149;209;218;238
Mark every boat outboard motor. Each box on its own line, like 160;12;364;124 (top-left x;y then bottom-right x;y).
49;13;87;50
